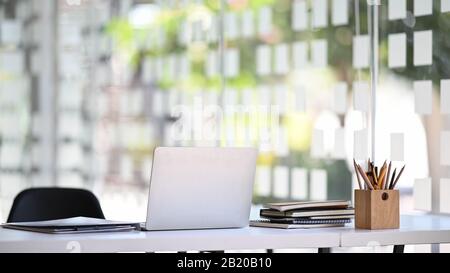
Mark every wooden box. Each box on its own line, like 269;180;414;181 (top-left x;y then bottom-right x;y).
355;190;400;230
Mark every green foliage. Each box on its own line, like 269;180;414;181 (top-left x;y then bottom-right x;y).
105;18;135;50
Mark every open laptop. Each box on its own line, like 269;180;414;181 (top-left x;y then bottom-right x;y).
141;147;257;231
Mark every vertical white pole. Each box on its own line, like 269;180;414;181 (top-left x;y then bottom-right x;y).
217;0;226;147
38;0;58;186
368;0;380;163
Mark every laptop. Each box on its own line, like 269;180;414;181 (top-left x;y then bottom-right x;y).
141;147;258;231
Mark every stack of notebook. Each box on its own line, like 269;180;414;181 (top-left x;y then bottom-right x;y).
250;200;354;229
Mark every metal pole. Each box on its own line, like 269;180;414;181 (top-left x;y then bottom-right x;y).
38;0;58;186
217;0;226;147
368;0;380;163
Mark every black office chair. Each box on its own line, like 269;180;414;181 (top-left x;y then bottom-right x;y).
7;188;105;223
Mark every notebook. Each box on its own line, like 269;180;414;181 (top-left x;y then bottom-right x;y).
309;215;354;220
2;217;140;234
264;200;351;212
250;220;348;229
260;208;355;218
260;218;352;224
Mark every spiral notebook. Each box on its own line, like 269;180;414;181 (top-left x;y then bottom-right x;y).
250;218;350;229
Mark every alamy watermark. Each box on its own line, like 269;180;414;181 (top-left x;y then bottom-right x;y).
167;96;281;150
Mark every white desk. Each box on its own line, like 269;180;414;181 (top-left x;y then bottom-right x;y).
0;226;339;253
1;215;450;253
339;214;450;249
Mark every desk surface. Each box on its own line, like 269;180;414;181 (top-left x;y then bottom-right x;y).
1;214;450;253
0;225;339;253
339;214;450;247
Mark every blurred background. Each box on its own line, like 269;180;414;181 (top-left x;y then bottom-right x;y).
1;0;450;252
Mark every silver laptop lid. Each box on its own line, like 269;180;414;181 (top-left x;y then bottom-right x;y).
145;147;257;231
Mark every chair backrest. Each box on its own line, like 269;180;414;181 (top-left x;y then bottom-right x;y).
7;188;105;223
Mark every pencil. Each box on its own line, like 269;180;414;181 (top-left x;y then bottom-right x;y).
385;161;392;190
353;159;363;190
378;162;387;189
378;165;387;189
367;172;373;187
391;165;406;190
389;169;397;190
370;164;377;189
357;164;374;190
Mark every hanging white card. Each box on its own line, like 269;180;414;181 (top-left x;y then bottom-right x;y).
388;33;407;68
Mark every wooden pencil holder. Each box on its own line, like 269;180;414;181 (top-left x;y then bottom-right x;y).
355;190;400;230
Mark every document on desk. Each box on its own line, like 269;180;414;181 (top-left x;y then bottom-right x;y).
2;217;140;234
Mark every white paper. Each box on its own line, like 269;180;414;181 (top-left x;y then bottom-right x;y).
312;0;328;28
414;0;433;16
120;156;133;181
58;114;83;139
152;91;165;116
274;84;288;114
275;127;290;157
274;43;289;75
291;168;308;200
178;54;191;79
354;129;368;160
256;45;271;76
241;10;254;38
274;166;289;199
256;166;271;196
334;82;348;114
0;20;22;44
1;144;23;169
155;27;166;48
166;55;176;79
332;128;346;159
1;79;29;104
0;51;24;74
440;179;450;213
224;88;238;106
353;35;369;69
258;85;271;106
207;16;219;43
224;12;239;40
294;85;306;112
441;79;450;114
292;41;308;70
311;129;325;158
389;0;407;20
443;0;450;12
241;89;253;106
178;20;188;45
414;178;432;211
391;133;405;161
58;144;83;169
153;57;164;81
141;58;153;83
332;128;347;159
311;39;327;68
332;0;349;26
414;30;433;66
224;48;239;78
388;33;407;68
414;80;433;115
310;169;327;201
353;81;370;112
58;24;83;47
441;131;450;166
258;6;272;35
292;0;308;31
191;20;202;42
206;50;219;78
